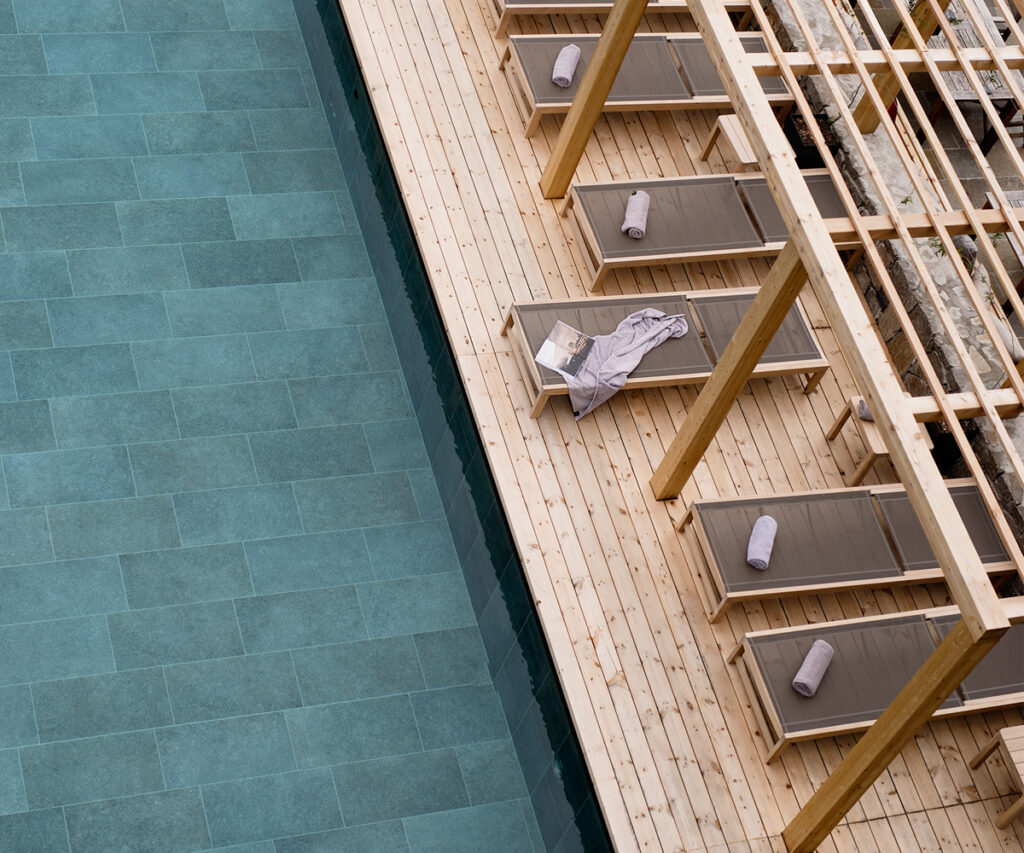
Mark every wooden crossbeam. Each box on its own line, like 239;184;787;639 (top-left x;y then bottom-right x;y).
908;388;1024;420
746;46;1024;76
825;206;1024;242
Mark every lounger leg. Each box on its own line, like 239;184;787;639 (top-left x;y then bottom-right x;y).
848;452;878;487
525;113;541;137
529;392;550;419
998;795;1024;829
802;368;826;395
766;738;788;764
495;9;510;38
825;401;852;441
970;732;1003;768
710;596;731;623
700;121;721;162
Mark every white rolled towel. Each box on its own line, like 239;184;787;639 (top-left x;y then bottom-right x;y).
792;639;835;698
551;44;581;88
620;190;650;240
857;398;873;421
745;514;777;571
991;313;1024;363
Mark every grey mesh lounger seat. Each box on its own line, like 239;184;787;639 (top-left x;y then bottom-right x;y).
563;169;848;289
500;286;827;417
500;33;792;136
679;479;1012;620
731;607;1024;761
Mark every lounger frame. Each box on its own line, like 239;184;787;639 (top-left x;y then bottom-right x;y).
679;479;1015;621
500;287;828;417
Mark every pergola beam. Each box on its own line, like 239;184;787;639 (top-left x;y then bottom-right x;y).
826;205;1024;242
746;45;1024;76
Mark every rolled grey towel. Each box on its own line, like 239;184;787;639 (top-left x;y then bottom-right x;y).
620;190;650;240
792;639;834;698
745;514;777;571
857;398;873;421
551;44;581;88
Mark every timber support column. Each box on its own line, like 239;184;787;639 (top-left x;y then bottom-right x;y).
539;0;648;199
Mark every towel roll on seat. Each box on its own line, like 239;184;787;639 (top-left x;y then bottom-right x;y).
792;639;834;698
746;514;777;571
551;43;581;88
620;190;650;240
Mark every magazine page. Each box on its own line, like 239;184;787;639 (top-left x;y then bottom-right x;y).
535;320;595;377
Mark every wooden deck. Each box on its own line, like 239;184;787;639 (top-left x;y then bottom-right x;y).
335;0;1024;849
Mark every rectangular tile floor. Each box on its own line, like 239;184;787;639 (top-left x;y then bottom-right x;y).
0;0;540;850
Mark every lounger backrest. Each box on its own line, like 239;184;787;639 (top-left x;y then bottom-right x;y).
670;35;787;97
748;615;962;734
933;615;1024;701
513;35;690;105
574;177;764;260
690;292;821;364
737;173;848;243
875;484;1011;571
695;490;901;593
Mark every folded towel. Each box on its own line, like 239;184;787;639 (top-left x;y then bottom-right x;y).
551;44;581;88
857;398;873;421
792;639;834;698
621;190;650;240
746;514;777;571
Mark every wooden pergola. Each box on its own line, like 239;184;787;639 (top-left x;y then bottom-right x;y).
539;0;1024;849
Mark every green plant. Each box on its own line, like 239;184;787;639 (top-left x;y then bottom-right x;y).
992;231;1006;245
899;194;913;206
928;235;947;255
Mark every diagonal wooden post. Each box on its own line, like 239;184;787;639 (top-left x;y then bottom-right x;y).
651;241;805;499
539;0;648;199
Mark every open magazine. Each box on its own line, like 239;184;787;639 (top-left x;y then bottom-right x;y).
535;320;595;377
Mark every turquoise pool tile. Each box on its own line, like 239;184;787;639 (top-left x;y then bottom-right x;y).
202;769;341;848
234;586;365;652
133;153;250;199
0;356;14;403
0;615;113;685
143;111;256;154
293;471;419;532
0;300;52;350
132;335;255;389
274;823;409;853
164;285;285;336
278;278;384;328
0;401;55;453
457;740;529;805
68;245;189;295
286;695;421;767
12;0;124;32
92;72;204;115
4;446;134;507
362;324;400;371
0;556;125;623
172;380;296;437
414;628;489;690
248;328;368;380
364;418;429;472
50;390;178;450
173;483;301;545
122;0;229;31
46;293;171;346
153;31;260;71
0;36;46;74
243;150;343;194
41;33;156;73
0;76;94;117
211;845;275;853
332;749;468;825
291;636;424;705
359;573;475;639
249;425;372;483
130;435;256;495
289;372;411;426
0;750;26;816
248;108;331;150
181;238;299;288
20;158;139;204
243;530;373;594
403;801;532;853
292;234;371;280
1;203;122;252
0;507;53;567
0;686;37;748
31;115;147;160
120;543;253;608
223;0;296;28
164;651;300;723
107;600;244;668
156;713;295;787
48;495;181;559
117;197;236;246
0;252;70;300
0;0;10;31
228;191;340;240
0;119;34;161
199;69;308;110
12;343;138;399
31;667;172;741
412;685;508;750
0;161;24;205
64;789;211;853
364;520;457;580
0;809;70;853
254;30;308;70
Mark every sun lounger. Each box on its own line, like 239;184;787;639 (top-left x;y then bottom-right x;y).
730;606;1024;761
562;169;848;289
500;33;792;136
500;287;827;417
680;480;1013;620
